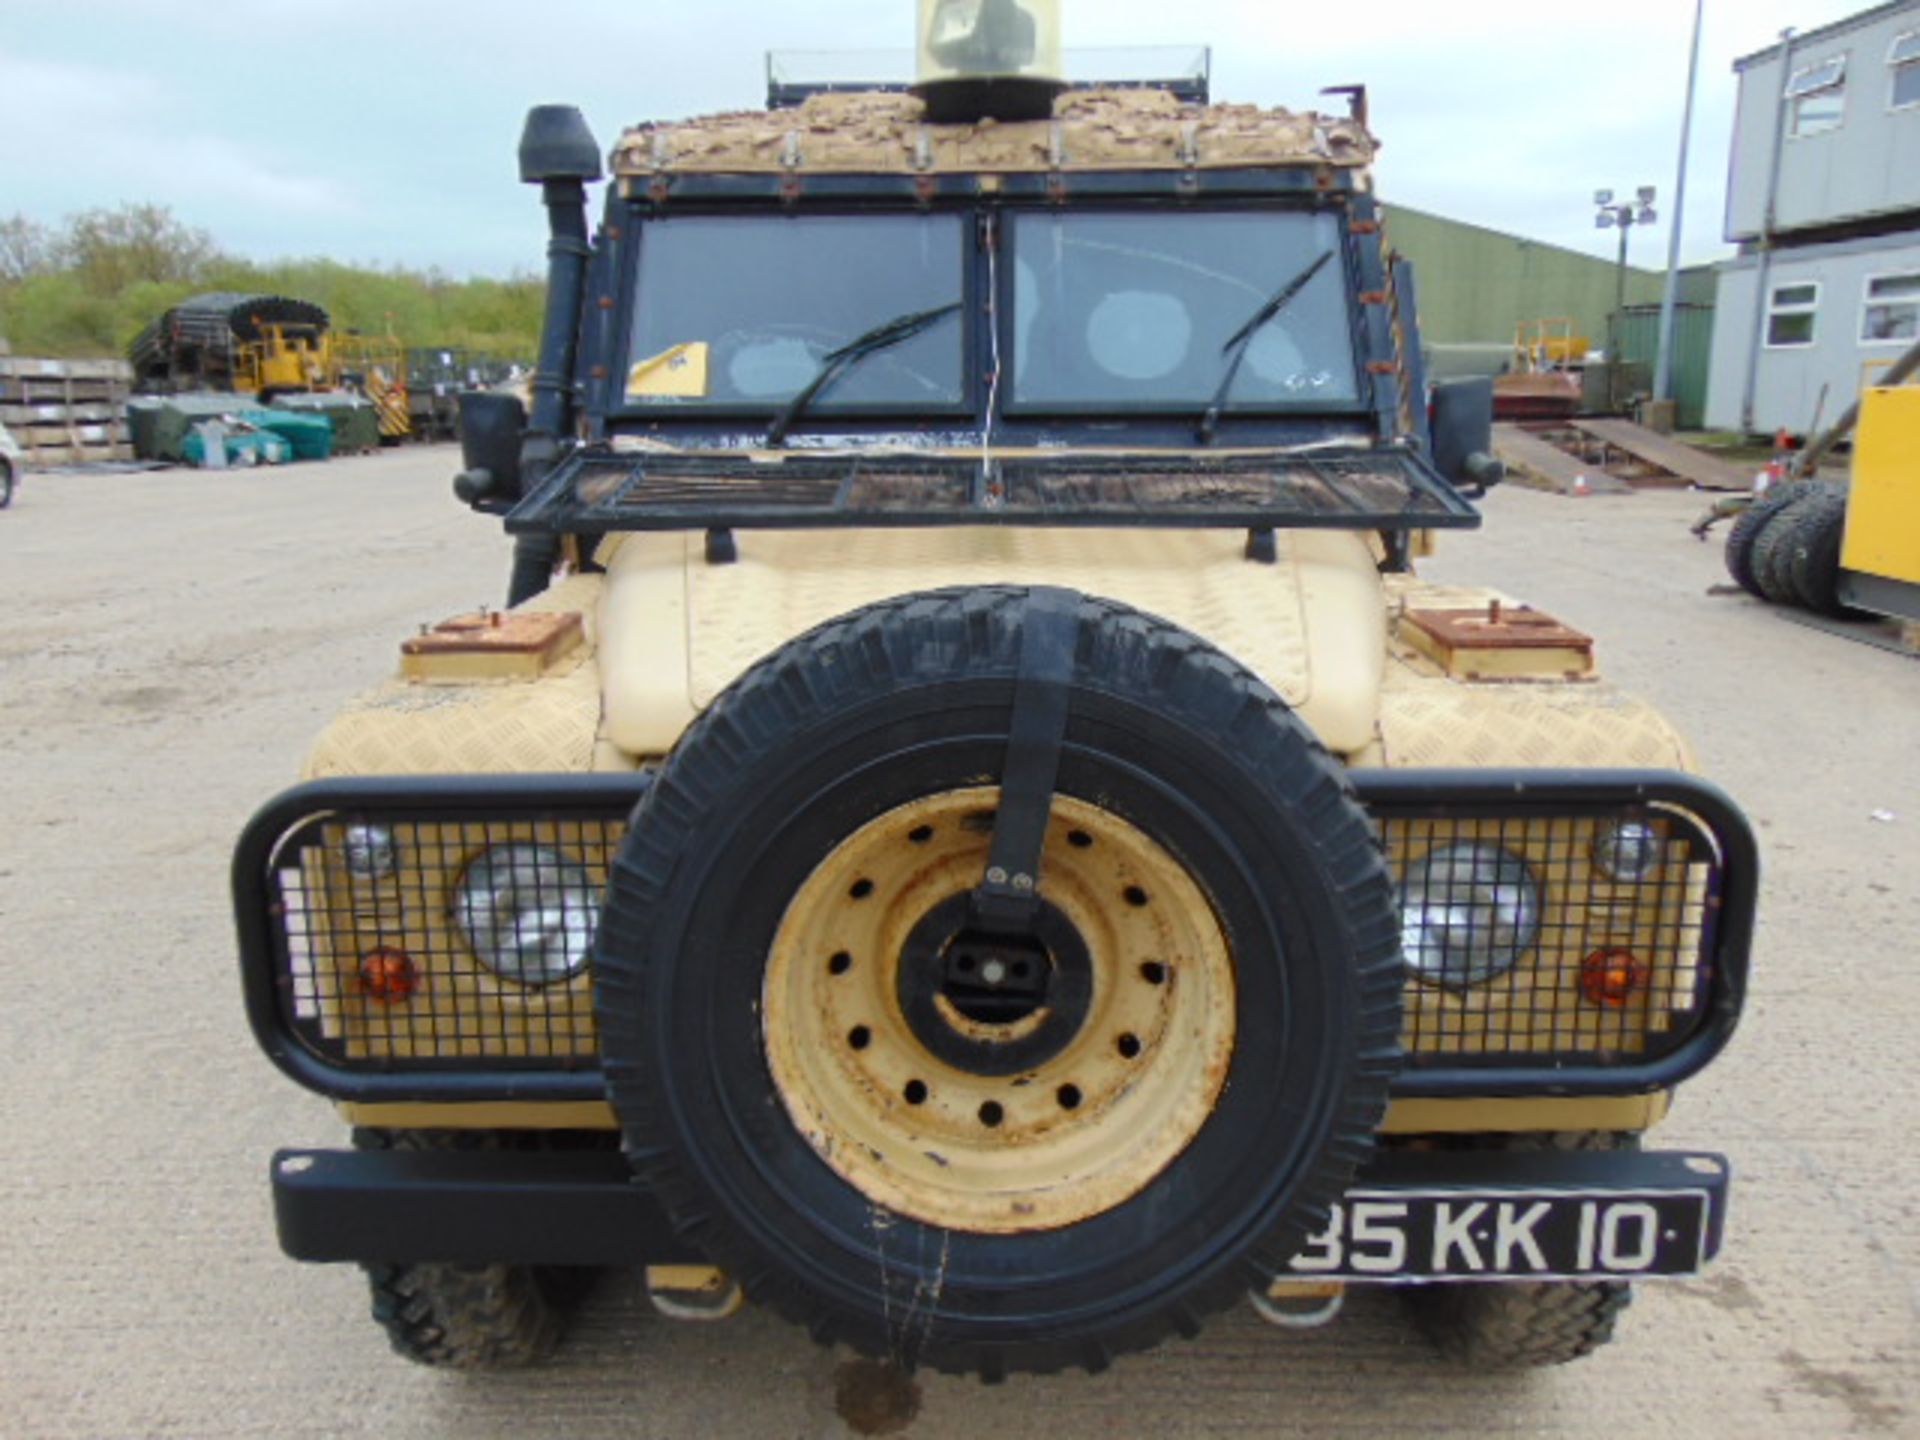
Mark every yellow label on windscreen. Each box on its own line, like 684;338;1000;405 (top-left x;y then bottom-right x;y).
627;342;710;398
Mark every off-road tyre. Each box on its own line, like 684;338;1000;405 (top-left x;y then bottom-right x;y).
1785;489;1864;618
1724;480;1820;597
354;1129;608;1369
1752;487;1831;606
1402;1132;1637;1369
0;457;14;509
594;587;1403;1378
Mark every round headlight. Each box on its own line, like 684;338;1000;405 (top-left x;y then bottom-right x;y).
1398;844;1541;988
342;823;398;879
452;844;598;985
1592;820;1663;882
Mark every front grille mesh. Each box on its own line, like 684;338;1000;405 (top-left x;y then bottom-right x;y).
263;801;1719;1076
276;817;621;1069
1383;812;1712;1066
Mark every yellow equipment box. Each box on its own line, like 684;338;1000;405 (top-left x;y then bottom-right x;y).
1843;385;1920;587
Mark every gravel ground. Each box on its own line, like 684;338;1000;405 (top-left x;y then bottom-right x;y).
0;450;1915;1438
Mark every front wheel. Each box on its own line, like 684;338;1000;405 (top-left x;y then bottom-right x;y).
1402;1132;1636;1368
354;1129;607;1369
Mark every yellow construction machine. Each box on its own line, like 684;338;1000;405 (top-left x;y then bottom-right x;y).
1718;335;1920;624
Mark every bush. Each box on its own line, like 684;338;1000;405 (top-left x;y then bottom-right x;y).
0;204;542;360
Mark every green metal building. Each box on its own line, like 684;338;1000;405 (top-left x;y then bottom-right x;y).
1384;204;1717;427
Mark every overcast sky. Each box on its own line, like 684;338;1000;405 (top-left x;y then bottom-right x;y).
0;0;1884;278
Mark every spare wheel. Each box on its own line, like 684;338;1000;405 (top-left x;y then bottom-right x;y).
593;586;1403;1377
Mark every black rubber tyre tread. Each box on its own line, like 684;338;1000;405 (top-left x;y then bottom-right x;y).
353;1129;609;1369
1785;490;1864;618
594;586;1404;1378
1751;488;1831;606
0;458;14;509
1724;480;1822;597
1402;1132;1636;1369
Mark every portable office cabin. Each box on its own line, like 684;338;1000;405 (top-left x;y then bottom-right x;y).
1706;0;1920;435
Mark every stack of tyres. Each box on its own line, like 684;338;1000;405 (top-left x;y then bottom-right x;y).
1724;481;1863;619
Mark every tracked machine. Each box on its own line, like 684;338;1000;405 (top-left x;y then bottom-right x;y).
234;0;1756;1380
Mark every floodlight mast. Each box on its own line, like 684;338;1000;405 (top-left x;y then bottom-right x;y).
1595;186;1659;410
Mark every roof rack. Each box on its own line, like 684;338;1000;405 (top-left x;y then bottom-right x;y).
765;45;1210;109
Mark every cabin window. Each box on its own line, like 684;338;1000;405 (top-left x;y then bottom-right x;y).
1766;282;1820;348
1862;272;1920;345
1890;32;1920;110
1785;56;1847;136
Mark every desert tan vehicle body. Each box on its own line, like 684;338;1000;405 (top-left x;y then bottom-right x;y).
239;13;1753;1381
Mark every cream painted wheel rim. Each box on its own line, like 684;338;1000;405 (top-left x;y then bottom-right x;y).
763;788;1236;1233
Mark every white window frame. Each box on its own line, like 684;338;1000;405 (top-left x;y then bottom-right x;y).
1859;269;1920;347
1785;55;1849;136
1765;280;1822;350
1890;31;1920;112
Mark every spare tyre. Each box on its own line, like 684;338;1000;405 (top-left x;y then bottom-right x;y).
593;586;1402;1378
1753;489;1825;606
1725;481;1820;597
1785;490;1865;619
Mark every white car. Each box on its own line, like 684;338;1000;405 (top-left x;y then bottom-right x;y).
0;422;20;508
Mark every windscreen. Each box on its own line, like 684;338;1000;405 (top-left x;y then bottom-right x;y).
625;214;967;412
1008;210;1360;412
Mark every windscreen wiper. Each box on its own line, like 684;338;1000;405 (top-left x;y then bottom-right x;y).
766;302;963;447
1196;251;1334;446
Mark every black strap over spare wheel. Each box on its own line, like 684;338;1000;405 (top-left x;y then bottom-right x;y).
970;586;1082;933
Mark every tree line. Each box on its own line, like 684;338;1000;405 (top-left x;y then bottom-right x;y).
0;205;543;360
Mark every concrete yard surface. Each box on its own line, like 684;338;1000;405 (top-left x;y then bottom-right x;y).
0;450;1915;1437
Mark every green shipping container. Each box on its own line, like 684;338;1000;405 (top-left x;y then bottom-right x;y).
1615;303;1715;431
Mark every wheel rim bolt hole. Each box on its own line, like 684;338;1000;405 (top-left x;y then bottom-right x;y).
848;1025;872;1050
908;825;934;845
1124;885;1150;907
1139;961;1167;985
1056;1084;1082;1111
849;879;875;900
1067;830;1093;849
978;1101;1004;1128
828;951;852;976
903;1079;928;1106
1116;1032;1142;1059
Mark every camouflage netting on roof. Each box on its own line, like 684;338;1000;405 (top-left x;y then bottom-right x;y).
612;87;1376;177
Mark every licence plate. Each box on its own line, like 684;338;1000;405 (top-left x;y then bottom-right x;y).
1287;1182;1717;1283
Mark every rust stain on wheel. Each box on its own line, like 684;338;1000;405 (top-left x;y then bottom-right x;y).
763;787;1235;1233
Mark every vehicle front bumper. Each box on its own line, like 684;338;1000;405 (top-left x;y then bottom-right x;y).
272;1144;1729;1284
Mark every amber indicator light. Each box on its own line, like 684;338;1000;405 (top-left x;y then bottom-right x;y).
1580;948;1645;1008
358;947;418;1004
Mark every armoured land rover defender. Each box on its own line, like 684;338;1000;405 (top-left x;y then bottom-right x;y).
236;2;1755;1380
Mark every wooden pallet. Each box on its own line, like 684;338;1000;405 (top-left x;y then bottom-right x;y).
2;356;136;468
15;441;135;466
4;401;121;426
13;420;133;469
0;356;133;407
0;356;130;382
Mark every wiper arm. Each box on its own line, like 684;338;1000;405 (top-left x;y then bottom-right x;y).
1196;251;1334;446
765;302;963;447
